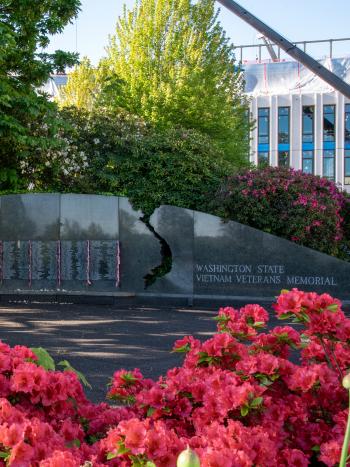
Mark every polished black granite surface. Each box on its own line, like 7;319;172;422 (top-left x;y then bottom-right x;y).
1;194;350;298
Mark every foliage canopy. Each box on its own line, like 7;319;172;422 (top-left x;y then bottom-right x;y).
61;0;251;166
0;0;80;190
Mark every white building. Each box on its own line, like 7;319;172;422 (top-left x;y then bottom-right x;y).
42;74;68;100
244;57;350;190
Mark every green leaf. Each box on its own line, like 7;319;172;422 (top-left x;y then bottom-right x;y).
146;462;156;467
117;442;130;455
326;304;339;312
147;407;155;417
250;397;263;408
253;321;265;328
255;373;273;386
172;343;191;353
311;445;320;452
58;360;92;389
300;311;310;322
31;347;55;371
66;439;81;448
121;373;138;383
278;312;294;320
240;405;249;417
106;452;118;460
197;352;212;365
214;315;229;323
0;451;9;459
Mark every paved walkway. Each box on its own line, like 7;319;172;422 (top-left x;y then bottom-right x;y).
0;299;345;402
0;301;222;402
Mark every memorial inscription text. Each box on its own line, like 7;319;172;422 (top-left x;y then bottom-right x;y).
194;264;337;287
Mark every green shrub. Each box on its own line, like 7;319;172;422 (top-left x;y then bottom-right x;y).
21;108;233;216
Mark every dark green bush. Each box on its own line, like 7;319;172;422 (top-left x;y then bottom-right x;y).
20;108;233;216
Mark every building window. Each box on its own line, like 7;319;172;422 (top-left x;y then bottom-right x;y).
302;106;314;143
323;105;336;142
345;104;350;146
323;149;335;180
278;151;289;167
258;108;269;144
278;107;290;144
345;150;350;185
302;150;314;174
258;151;269;167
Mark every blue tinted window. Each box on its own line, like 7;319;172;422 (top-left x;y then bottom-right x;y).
278;151;289;167
323;149;335;180
302;150;314;174
345;150;350;183
302;106;314;143
258;108;269;145
345;105;350;145
323;105;336;142
258;108;269;117
345;156;350;177
279;107;289;116
258;151;269;167
278;107;290;144
303;159;313;174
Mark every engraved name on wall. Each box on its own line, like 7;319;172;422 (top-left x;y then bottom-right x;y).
0;240;120;287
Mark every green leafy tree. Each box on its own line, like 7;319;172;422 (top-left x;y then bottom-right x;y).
100;0;250;166
0;0;81;190
58;57;100;110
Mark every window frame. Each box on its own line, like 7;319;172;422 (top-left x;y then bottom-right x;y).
278;106;290;145
345;104;350;146
302;106;315;144
258;151;269;167
278;150;290;168
323;104;336;143
344;149;350;185
323;149;335;180
258;107;270;145
302;150;314;175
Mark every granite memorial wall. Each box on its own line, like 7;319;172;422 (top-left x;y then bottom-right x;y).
1;193;350;298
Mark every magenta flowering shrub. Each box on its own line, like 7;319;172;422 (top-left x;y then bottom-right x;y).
213;167;350;259
1;290;350;465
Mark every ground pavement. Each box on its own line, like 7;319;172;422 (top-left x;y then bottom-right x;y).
0;298;339;402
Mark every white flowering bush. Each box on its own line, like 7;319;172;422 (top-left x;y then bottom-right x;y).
16;108;145;193
16;107;230;217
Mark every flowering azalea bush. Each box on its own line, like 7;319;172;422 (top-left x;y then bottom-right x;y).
213;167;350;260
0;289;350;465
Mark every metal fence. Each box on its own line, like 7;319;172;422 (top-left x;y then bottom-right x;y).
236;37;350;63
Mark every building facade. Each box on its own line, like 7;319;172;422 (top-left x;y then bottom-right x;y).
245;58;350;190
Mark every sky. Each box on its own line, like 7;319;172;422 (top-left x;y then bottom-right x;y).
47;0;350;65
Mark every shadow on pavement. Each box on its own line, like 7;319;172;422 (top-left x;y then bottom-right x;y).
0;302;220;402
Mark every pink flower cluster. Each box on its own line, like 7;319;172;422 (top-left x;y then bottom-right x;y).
216;167;350;259
0;289;350;465
0;343;136;466
104;290;350;466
